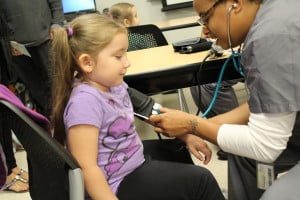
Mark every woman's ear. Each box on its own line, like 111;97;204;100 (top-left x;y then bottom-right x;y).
78;53;94;73
231;0;243;13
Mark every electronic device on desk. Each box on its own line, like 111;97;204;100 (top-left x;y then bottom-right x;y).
62;0;98;22
172;37;213;54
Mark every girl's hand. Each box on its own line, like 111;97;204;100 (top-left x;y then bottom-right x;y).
178;134;212;165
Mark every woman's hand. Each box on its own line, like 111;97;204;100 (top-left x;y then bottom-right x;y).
149;107;199;137
178;134;212;165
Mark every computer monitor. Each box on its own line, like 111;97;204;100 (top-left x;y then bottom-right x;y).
62;0;96;14
161;0;192;11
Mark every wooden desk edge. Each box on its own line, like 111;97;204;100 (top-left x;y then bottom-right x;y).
155;16;200;31
160;22;199;32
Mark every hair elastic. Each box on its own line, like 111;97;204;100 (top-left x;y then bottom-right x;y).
66;27;73;37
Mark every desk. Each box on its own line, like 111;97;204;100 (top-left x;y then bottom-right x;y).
125;45;243;94
155;16;200;32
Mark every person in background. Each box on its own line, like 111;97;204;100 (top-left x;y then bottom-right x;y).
0;13;29;193
0;0;65;118
109;2;152;51
51;13;225;200
109;2;140;27
149;0;300;199
102;8;110;17
0;124;29;193
0;144;6;191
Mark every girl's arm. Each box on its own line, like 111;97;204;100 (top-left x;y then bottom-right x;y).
68;125;118;200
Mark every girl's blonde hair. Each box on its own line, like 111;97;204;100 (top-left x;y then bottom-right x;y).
110;2;135;25
50;13;127;145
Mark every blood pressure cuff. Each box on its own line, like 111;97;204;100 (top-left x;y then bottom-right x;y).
128;87;154;118
172;37;212;54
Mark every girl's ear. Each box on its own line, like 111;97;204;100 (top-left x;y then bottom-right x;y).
78;54;94;73
123;18;131;27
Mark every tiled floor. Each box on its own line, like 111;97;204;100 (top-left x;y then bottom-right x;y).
1;85;247;199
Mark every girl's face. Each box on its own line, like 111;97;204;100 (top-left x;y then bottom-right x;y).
86;33;130;92
129;6;140;26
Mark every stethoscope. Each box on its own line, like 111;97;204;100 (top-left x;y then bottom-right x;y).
196;3;245;118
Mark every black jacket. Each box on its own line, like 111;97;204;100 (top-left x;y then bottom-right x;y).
0;0;65;46
0;14;14;85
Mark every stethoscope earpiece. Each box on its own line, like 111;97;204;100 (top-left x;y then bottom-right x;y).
229;3;238;10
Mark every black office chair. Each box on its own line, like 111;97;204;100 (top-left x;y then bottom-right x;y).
0;99;84;200
128;24;168;51
127;24;189;112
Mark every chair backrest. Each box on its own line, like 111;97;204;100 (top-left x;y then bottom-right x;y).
0;99;84;200
127;24;168;51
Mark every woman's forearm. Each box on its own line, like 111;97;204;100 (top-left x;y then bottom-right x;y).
208;102;250;125
183;103;250;145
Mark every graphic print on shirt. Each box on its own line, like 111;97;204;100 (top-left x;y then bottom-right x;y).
102;114;140;184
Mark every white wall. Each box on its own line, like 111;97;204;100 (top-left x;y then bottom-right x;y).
96;0;194;24
95;0;202;43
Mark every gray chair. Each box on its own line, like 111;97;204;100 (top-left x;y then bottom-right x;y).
0;99;84;200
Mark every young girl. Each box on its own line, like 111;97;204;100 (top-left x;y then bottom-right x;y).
109;2;140;27
51;13;224;200
110;2;150;51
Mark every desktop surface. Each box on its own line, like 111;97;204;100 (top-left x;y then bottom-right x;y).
155;16;199;32
125;45;242;94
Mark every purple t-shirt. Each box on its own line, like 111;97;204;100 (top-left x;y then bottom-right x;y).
64;82;145;194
